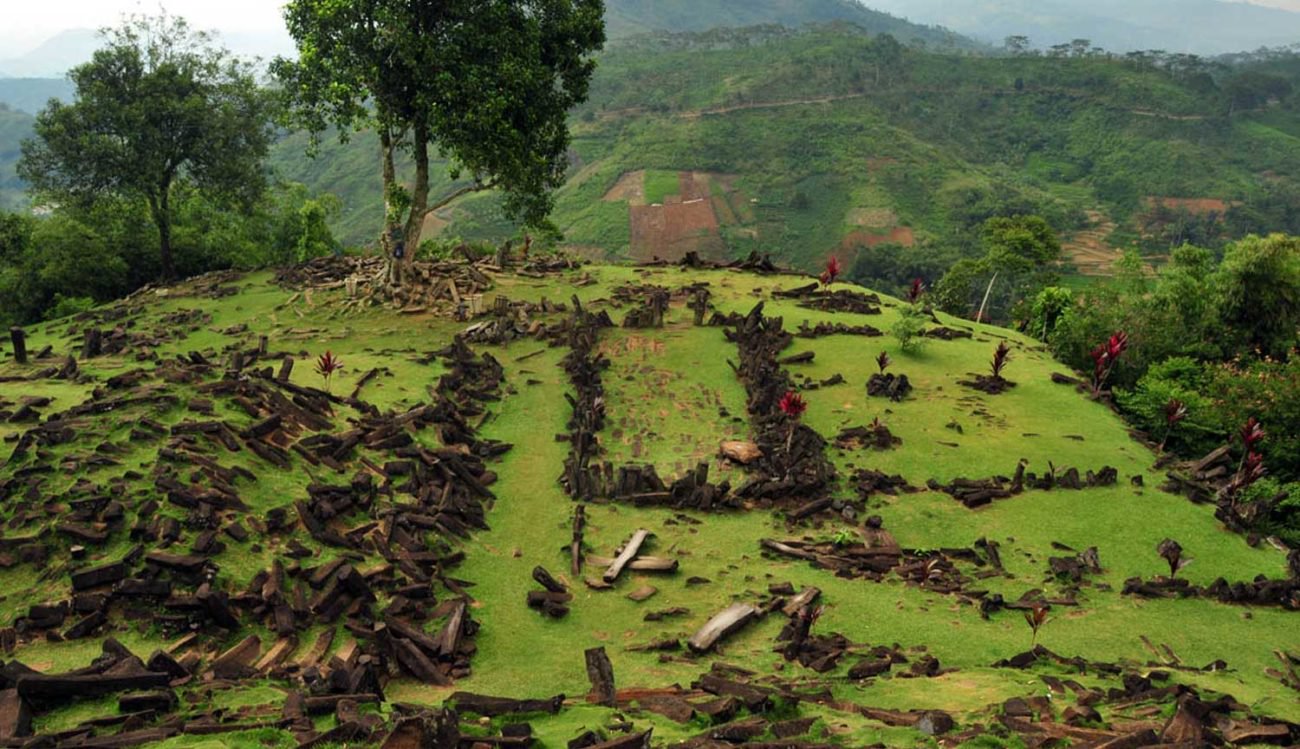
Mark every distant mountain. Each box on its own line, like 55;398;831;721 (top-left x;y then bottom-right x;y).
604;0;976;47
862;0;1300;54
0;79;75;115
0;105;33;211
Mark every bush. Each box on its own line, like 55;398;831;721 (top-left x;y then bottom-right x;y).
891;303;929;352
1114;357;1221;456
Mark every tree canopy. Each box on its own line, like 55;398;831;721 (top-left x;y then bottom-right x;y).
18;15;272;281
272;0;605;282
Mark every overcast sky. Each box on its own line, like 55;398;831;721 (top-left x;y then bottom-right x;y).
4;0;1300;56
2;0;290;55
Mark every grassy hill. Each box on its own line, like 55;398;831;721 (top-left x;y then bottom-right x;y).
0;258;1294;747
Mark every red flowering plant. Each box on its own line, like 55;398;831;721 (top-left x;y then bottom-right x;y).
906;278;925;304
819;256;842;288
876;351;891;374
778;390;808;456
315;351;343;393
1089;331;1129;396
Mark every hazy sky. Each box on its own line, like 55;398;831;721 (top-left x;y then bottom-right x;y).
4;0;1300;55
2;0;290;55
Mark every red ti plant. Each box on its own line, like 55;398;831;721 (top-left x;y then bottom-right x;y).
990;342;1012;381
876;351;892;375
779;390;808;456
315;351;343;393
1023;604;1050;646
1157;538;1190;579
819;256;842;288
1159;398;1187;451
1089;331;1129;396
906;278;925;304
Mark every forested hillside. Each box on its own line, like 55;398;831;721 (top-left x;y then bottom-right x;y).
275;25;1300;281
602;0;971;46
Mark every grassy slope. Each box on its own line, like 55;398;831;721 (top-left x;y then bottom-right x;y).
0;264;1293;747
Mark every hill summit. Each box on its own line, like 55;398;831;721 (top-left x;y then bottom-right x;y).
0;253;1294;747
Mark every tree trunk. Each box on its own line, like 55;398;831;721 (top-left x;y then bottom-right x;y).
976;271;1000;323
149;190;176;282
402;117;432;267
379;125;404;287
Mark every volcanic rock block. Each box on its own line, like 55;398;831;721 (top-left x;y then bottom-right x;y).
0;690;31;739
449;692;564;717
688;603;762;654
584;647;616;706
71;561;130;591
209;635;261;679
119;689;178;714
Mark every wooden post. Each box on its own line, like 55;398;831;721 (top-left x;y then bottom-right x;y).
584;646;616;707
277;357;294;383
9;328;26;365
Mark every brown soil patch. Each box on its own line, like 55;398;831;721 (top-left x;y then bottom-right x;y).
848;207;899;228
603;170;646;205
1143;196;1236;215
627;171;733;263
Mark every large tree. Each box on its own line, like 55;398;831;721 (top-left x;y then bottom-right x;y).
18;15;272;281
272;0;605;284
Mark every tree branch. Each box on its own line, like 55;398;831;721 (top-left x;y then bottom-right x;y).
418;180;497;218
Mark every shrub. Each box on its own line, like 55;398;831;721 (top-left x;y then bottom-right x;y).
891;304;928;353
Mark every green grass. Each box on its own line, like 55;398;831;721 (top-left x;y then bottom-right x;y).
0;264;1295;747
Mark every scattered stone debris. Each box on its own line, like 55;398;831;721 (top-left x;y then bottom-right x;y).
930;462;1120;507
793;321;882;338
866;372;911;401
833;420;900;451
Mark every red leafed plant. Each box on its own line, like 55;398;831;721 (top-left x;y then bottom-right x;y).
316;351;343;393
876;351;892;374
778;390;807;420
819;256;842;288
1240;417;1266;454
1024;604;1050;645
990;342;1012;380
1160;398;1187;451
1089;331;1129;396
906;278;925;304
779;390;808;458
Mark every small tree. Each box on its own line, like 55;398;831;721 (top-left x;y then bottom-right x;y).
19;14;272;282
990;342;1012;381
274;0;605;286
1023;604;1050;645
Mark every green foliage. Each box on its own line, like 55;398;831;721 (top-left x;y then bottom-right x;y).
1028;286;1072;341
891;303;929;353
1214;233;1300;358
273;0;606;250
1114;357;1220;456
18;14;273;280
